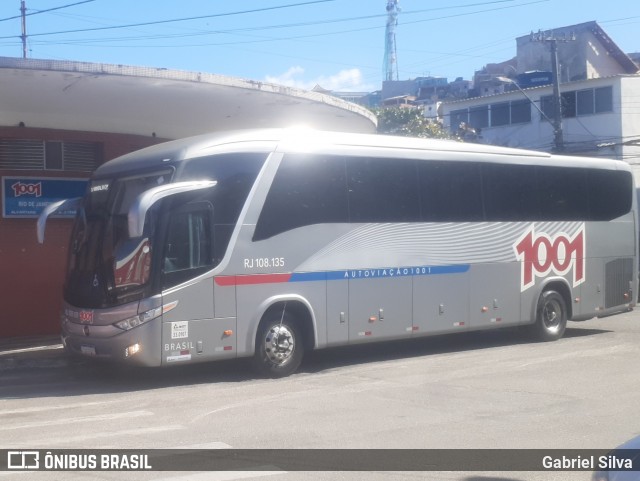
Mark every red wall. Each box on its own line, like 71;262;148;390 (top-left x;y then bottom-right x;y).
0;215;72;337
0;127;166;339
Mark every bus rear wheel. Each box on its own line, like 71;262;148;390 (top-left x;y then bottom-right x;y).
530;290;567;341
252;313;304;378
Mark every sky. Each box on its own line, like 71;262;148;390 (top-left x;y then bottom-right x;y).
0;0;638;93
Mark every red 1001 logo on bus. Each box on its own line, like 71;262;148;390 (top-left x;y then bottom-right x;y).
513;224;585;292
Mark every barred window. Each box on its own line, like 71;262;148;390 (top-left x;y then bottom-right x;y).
0;139;103;171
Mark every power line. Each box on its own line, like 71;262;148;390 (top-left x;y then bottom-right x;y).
0;0;541;42
0;0;337;39
0;0;95;23
15;0;549;49
0;0;550;82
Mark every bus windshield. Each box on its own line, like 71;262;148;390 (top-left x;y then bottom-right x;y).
63;152;268;309
64;171;172;308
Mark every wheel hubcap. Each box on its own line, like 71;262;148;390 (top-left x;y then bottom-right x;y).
264;325;295;365
542;299;561;332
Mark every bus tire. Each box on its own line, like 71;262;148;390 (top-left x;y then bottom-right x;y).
530;290;567;341
252;313;304;378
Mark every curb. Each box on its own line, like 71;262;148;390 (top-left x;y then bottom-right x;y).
0;335;62;356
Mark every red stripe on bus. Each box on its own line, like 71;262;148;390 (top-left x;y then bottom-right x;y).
214;273;292;286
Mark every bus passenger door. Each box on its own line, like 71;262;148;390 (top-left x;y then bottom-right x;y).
348;275;413;343
160;202;235;364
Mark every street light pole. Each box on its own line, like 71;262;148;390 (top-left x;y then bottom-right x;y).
496;76;555;124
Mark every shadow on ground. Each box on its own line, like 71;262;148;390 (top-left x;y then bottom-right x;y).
0;325;611;400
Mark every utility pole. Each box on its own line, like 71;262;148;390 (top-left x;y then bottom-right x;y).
530;30;575;153
20;0;27;59
549;38;563;152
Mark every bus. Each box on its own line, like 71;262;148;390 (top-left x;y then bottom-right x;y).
38;129;637;377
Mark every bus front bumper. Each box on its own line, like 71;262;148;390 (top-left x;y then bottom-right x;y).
61;317;162;367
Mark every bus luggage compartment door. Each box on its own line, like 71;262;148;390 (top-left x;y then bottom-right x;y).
348;276;412;343
413;272;469;334
470;263;521;328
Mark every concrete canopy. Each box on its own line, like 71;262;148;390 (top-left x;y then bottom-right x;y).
0;57;377;139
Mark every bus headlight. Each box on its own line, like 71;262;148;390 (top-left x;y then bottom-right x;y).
114;306;162;331
113;301;178;331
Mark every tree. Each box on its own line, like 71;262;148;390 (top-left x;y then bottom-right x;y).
373;107;458;140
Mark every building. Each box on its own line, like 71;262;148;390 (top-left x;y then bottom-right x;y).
311;85;381;109
0;57;377;339
517;22;637;81
441;21;640;179
381;77;469;103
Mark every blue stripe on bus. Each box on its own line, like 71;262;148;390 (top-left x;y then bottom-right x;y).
289;264;470;282
215;264;470;286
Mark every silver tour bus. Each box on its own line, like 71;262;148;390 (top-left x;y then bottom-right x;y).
38;129;637;377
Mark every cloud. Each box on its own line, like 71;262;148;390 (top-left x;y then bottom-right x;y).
265;66;375;92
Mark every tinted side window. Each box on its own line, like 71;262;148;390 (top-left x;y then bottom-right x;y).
347;157;420;223
253;154;631;235
180;153;266;224
419;161;483;221
254;155;348;241
537;166;588;220
588;169;632;220
483;163;539;221
181;152;266;257
163;204;214;289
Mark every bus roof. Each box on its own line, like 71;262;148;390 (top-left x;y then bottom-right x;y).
94;128;628;178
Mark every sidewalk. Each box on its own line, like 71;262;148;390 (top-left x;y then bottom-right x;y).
0;335;66;373
0;335;62;357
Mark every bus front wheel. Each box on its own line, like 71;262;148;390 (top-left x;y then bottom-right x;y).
252;313;304;378
530;290;567;341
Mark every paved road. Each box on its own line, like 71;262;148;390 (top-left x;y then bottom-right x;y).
1;310;639;481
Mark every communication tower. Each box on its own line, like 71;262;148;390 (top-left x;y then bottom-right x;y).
383;0;400;81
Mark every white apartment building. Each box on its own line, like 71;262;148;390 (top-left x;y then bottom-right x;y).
441;22;640;180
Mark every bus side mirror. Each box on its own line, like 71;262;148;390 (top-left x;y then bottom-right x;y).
36;197;82;244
